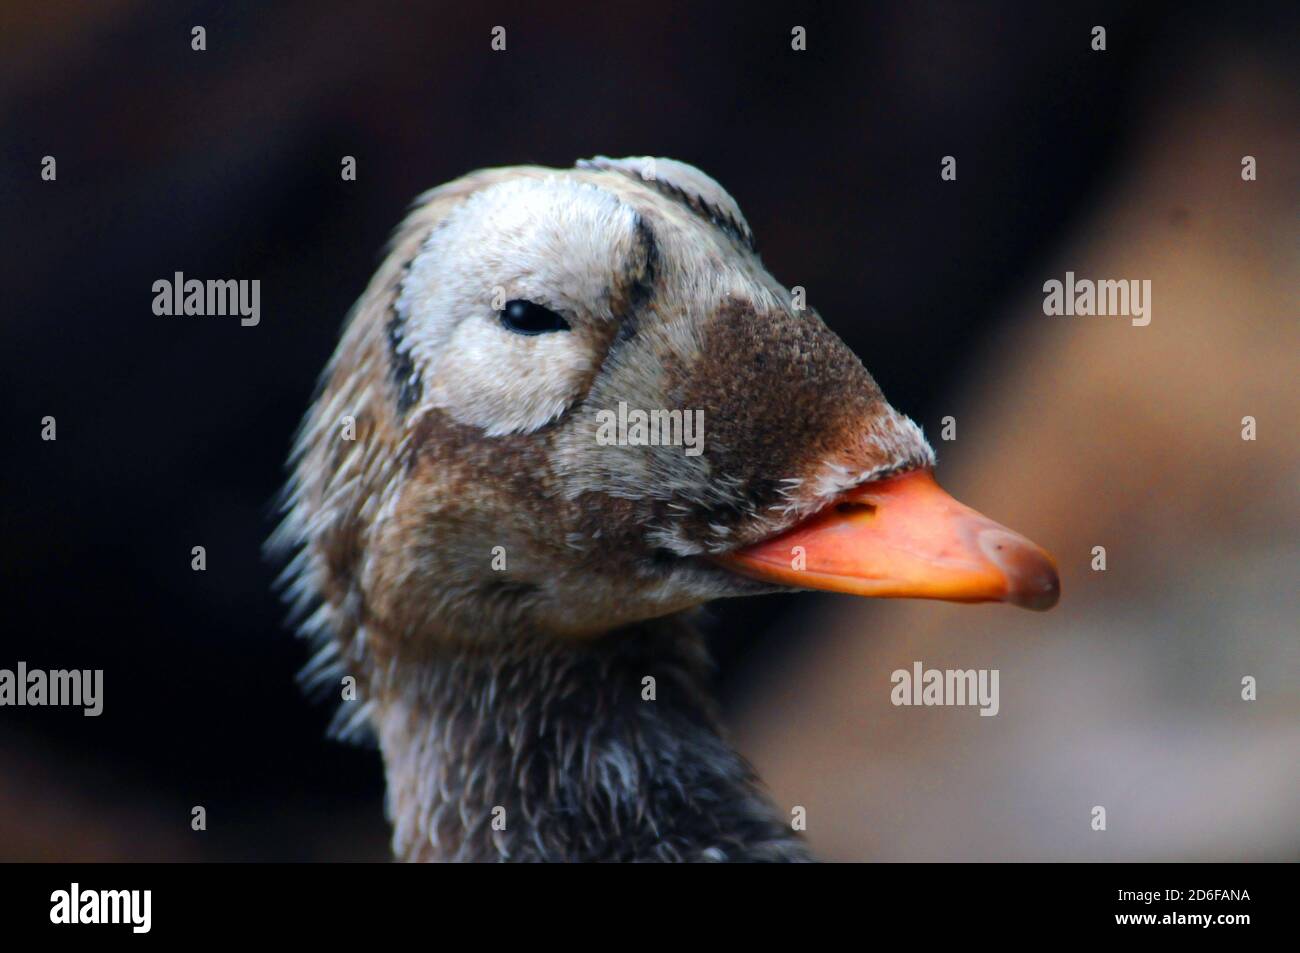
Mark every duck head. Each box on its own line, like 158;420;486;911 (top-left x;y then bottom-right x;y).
280;156;1058;657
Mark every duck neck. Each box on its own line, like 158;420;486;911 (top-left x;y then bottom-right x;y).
368;615;808;862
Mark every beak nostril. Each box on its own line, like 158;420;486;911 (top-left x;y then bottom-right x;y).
835;501;877;517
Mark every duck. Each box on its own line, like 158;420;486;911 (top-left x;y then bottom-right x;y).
272;156;1059;862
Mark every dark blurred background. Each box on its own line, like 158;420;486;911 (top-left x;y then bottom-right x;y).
1;1;1294;860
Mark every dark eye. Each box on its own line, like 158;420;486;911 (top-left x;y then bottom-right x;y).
499;299;570;335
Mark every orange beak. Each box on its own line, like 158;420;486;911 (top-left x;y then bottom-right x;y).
716;469;1059;610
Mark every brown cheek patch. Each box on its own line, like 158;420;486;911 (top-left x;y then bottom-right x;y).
673;301;888;505
368;408;674;644
410;409;558;505
359;410;560;654
407;410;658;568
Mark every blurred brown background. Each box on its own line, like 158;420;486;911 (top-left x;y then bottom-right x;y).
1;1;1294;860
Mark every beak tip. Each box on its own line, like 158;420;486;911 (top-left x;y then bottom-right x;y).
1004;556;1060;611
977;527;1060;608
978;527;1060;611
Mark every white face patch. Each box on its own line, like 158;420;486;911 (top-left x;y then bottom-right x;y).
393;177;641;435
